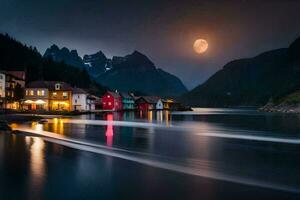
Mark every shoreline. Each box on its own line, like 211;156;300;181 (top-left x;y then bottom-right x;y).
259;103;300;114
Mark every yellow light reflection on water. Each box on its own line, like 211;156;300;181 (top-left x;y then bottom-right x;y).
148;111;153;122
51;118;65;135
28;137;45;195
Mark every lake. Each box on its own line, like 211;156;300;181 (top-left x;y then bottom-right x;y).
0;108;300;199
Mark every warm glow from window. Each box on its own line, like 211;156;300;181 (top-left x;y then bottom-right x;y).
29;90;34;96
52;92;57;96
63;92;68;98
37;90;45;96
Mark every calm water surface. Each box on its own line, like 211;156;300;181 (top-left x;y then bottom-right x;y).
0;108;300;199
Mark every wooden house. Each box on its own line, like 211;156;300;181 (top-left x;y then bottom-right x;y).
102;91;123;111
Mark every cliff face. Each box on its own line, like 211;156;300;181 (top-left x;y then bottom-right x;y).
95;51;188;97
44;45;85;68
180;36;300;107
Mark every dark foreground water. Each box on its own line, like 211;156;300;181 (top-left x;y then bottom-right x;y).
1;108;300;199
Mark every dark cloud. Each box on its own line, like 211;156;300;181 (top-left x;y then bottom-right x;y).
1;0;300;89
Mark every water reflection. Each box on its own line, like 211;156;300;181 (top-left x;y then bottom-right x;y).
52;118;65;135
105;114;114;147
27;136;45;199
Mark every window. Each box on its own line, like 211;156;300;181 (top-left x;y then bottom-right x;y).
52;92;57;97
0;75;3;79
29;90;34;96
108;102;111;106
37;90;45;96
63;92;68;98
26;90;28;96
55;83;61;90
75;99;77;103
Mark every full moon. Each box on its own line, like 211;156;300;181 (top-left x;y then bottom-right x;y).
193;39;208;54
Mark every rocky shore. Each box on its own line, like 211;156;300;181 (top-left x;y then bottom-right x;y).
259;102;300;113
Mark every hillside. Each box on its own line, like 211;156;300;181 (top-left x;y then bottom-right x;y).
0;33;105;95
180;37;300;107
95;51;187;97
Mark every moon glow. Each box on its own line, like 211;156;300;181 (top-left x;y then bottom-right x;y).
193;39;208;54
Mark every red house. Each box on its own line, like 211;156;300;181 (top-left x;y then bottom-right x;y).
135;96;160;110
102;91;123;110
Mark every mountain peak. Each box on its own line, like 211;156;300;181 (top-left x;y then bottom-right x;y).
50;44;59;51
43;46;84;68
125;50;154;67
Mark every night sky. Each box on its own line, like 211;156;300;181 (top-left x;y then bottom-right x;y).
1;0;300;89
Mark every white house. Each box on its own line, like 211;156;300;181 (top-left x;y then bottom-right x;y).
72;88;95;111
0;72;5;108
156;99;164;110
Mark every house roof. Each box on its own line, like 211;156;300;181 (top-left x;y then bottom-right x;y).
26;81;49;88
119;92;134;99
47;81;73;90
26;81;73;90
1;70;26;81
105;91;120;98
137;96;161;104
72;87;88;94
5;71;26;80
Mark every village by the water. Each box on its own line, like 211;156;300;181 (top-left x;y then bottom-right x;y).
0;70;185;113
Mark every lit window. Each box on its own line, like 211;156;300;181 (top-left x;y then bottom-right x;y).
108;102;111;106
55;83;61;90
37;90;45;96
52;92;57;97
29;90;34;96
26;90;28;96
63;92;68;98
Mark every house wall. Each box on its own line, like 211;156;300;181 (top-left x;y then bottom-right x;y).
4;73;25;109
102;93;123;110
72;93;87;111
0;73;5;98
0;73;5;108
122;99;135;110
102;93;115;110
156;100;163;110
138;103;152;110
49;90;72;111
24;88;49;111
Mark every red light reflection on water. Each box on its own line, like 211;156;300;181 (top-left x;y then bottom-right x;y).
105;114;114;147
